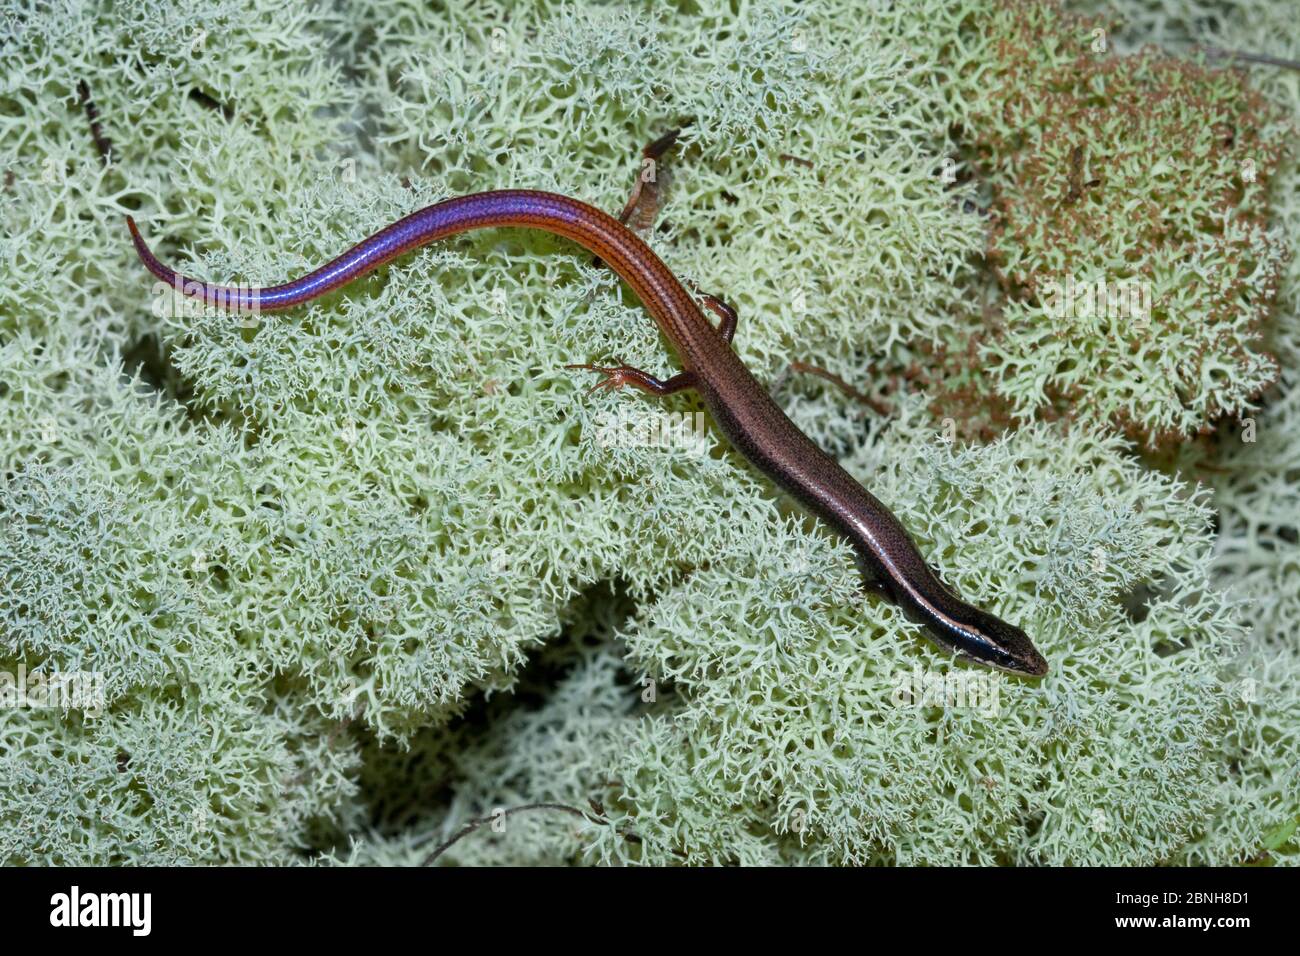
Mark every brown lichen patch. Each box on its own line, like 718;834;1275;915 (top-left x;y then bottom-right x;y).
946;0;1293;450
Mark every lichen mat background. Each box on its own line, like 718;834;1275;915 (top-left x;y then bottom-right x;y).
1;0;1297;866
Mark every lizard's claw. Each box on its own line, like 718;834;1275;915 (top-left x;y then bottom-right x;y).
565;363;631;395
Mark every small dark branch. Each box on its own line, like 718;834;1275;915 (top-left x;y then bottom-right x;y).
642;127;681;163
1064;145;1084;204
789;361;892;417
421;803;596;866
1062;145;1100;206
778;152;814;169
1205;46;1300;72
77;79;114;164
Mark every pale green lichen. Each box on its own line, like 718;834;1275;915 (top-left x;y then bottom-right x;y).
587;403;1253;865
1068;0;1300;866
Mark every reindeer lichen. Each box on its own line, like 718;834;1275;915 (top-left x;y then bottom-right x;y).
936;0;1293;449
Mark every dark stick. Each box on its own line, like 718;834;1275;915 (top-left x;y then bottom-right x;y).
421;802;596;866
1204;46;1300;72
77;79;114;164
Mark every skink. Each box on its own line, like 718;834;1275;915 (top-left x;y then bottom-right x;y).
127;189;1049;676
